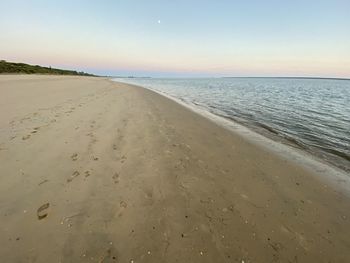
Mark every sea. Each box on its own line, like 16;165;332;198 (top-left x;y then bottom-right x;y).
115;77;350;173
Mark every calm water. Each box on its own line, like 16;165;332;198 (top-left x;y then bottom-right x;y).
116;78;350;172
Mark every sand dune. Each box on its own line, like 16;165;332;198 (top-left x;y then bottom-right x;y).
0;75;349;262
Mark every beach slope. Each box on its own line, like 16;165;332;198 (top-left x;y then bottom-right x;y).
0;75;349;262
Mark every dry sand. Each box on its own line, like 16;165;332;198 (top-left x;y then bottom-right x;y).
0;75;350;262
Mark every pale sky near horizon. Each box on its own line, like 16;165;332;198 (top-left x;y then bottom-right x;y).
1;0;349;77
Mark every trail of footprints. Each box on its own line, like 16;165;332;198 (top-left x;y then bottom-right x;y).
10;94;93;143
67;149;125;185
66;170;93;183
66;150;123;185
20;91;133;224
112;172;120;184
10;88;115;144
21;127;41;141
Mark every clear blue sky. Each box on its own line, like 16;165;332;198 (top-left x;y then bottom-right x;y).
1;0;349;77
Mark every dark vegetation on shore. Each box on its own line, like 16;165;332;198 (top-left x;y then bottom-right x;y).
0;60;95;76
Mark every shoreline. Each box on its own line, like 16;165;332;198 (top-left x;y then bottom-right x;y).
113;80;350;195
1;75;350;262
115;78;350;174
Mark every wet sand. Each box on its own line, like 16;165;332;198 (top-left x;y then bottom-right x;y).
0;75;350;262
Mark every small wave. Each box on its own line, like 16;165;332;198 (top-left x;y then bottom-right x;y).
256;123;279;135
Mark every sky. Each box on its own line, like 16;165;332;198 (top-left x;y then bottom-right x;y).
1;0;349;78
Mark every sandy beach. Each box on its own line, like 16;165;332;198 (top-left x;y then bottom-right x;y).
1;75;350;262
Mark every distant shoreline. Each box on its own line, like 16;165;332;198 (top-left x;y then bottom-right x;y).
221;76;350;81
114;76;350;81
0;60;96;77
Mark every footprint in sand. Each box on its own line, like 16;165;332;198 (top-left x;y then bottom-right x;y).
84;171;91;177
118;201;127;217
29;127;40;135
90;120;96;128
38;179;49;186
67;171;80;182
120;155;127;163
22;135;31;140
113;144;117;151
71;153;78;161
112;172;119;184
37;203;50;220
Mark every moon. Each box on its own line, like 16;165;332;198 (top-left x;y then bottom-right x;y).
157;20;161;24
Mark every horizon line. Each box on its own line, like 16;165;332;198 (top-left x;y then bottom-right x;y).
2;59;349;81
111;76;350;81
